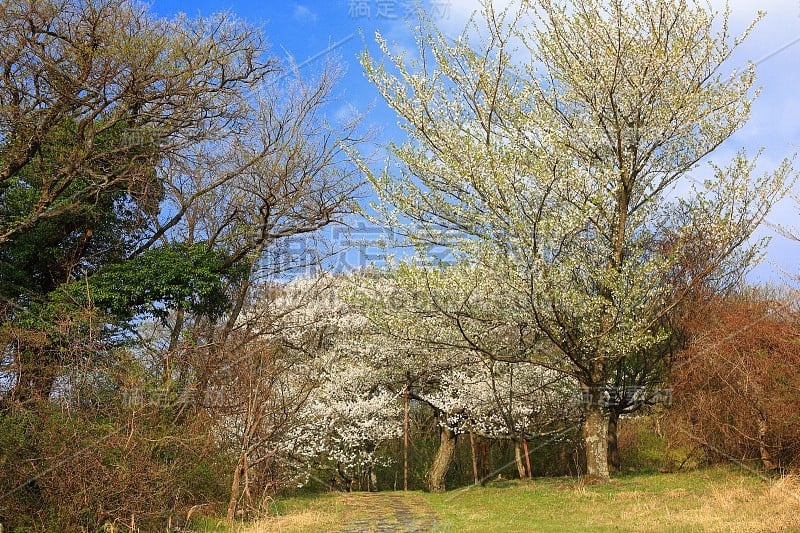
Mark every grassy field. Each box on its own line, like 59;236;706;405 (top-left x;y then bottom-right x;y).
425;468;800;532
203;466;800;532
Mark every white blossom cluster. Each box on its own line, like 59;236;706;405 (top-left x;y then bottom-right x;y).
281;360;402;476
422;362;580;440
242;274;403;481
228;269;585;485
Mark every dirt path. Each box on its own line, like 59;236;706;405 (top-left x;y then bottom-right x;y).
339;492;441;533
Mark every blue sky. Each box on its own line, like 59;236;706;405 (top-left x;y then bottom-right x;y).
148;0;800;283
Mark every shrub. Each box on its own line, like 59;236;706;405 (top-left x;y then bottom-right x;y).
668;292;800;472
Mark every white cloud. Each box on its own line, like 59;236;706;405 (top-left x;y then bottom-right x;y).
293;4;318;23
431;0;521;38
334;102;360;126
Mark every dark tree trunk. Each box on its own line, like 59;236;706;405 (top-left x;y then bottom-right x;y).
607;408;621;472
478;440;490;484
514;440;527;479
469;429;479;485
523;439;532;479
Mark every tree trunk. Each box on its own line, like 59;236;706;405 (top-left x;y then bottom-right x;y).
403;386;409;491
479;440;490;483
514;440;527;479
757;415;778;471
583;401;610;483
469;429;479;485
427;426;456;492
523;439;532;479
226;457;244;520
607;409;621;472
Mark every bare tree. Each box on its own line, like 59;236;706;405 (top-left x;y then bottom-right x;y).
0;0;275;247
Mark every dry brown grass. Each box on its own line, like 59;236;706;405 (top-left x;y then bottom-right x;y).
244;509;341;533
654;475;800;532
239;494;349;533
611;473;800;532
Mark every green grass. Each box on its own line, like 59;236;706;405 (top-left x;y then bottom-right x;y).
240;467;800;532
425;467;800;532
